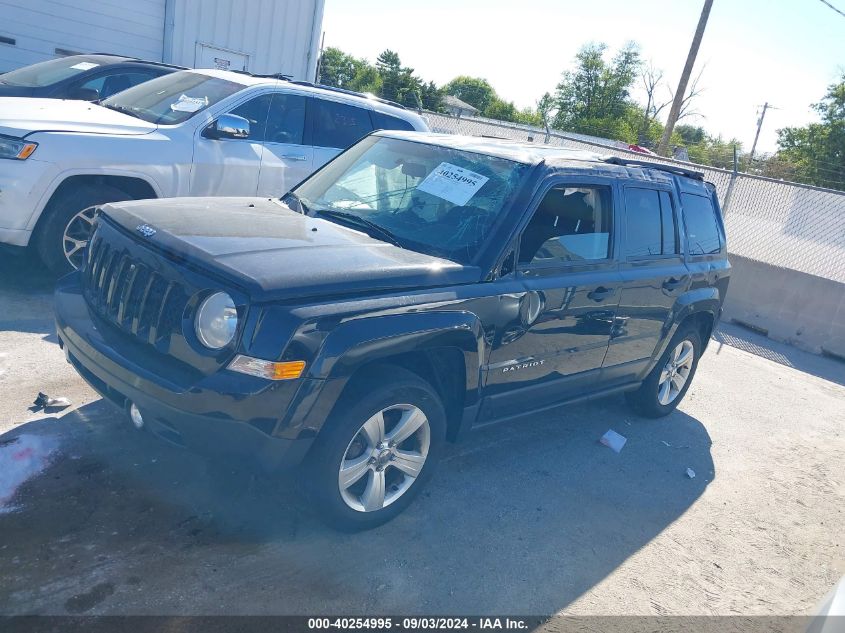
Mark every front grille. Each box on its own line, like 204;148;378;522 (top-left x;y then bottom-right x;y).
83;233;189;351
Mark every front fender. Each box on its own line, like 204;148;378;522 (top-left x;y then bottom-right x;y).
281;311;486;439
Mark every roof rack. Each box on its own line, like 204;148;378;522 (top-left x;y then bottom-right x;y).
233;71;293;80
601;156;704;181
287;80;408;110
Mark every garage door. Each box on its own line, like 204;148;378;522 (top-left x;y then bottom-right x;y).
0;0;165;73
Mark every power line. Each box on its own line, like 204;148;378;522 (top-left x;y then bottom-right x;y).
817;0;845;18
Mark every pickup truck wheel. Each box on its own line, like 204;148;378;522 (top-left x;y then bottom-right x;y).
36;184;131;274
303;367;446;531
626;326;701;418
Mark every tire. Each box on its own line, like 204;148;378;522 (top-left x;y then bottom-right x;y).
302;366;446;531
35;184;132;275
625;325;702;418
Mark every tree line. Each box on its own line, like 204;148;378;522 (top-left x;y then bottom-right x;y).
318;44;844;190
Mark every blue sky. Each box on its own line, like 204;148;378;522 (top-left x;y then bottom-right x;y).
323;0;845;153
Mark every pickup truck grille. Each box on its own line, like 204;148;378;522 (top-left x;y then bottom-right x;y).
83;233;188;350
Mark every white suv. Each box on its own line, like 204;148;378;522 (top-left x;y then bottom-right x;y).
0;69;428;272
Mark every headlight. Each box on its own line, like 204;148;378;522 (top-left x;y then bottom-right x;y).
0;134;38;160
195;292;238;349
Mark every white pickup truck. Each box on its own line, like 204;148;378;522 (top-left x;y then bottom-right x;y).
0;68;428;272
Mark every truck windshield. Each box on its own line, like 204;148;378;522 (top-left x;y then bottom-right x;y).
290;136;530;264
100;71;243;124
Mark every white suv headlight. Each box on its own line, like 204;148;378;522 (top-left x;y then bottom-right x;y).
195;292;238;349
0;134;38;160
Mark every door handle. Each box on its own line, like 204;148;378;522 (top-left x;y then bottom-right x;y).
587;286;615;302
662;276;687;292
281;154;307;161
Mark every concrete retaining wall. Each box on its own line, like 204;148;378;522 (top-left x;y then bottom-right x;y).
721;254;845;358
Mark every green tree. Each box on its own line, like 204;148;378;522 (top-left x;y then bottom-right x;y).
419;80;445;112
553;42;642;133
375;49;424;108
443;76;496;112
775;74;845;189
536;92;556;126
319;47;360;88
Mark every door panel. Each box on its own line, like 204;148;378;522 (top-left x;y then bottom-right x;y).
602;186;688;381
480;181;622;420
483;266;623;414
190;93;271;197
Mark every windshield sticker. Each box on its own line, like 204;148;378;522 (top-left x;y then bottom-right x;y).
170;94;209;113
70;62;99;71
416;162;489;206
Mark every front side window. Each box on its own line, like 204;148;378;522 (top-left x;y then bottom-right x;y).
519;186;612;265
100;71;243;124
312;99;374;149
228;94;273;140
682;193;722;255
290;136;529;263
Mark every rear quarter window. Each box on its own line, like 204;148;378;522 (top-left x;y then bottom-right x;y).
312;99;374;149
371;111;415;131
681;193;722;255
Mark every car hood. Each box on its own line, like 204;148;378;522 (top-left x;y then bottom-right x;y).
0;97;157;137
100;197;480;301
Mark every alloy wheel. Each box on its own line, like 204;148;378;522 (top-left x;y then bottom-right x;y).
63;206;98;270
338;404;430;513
657;339;695;405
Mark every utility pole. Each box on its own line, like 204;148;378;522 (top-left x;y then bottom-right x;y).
658;0;714;155
748;102;773;163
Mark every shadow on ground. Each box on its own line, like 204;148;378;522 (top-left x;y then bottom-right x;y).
713;322;845;387
0;390;714;615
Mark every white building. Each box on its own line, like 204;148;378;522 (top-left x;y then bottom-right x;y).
0;0;325;80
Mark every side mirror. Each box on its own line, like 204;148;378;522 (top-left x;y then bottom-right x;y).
206;113;250;139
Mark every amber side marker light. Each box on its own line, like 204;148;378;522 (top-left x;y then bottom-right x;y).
228;355;306;380
17;143;38;159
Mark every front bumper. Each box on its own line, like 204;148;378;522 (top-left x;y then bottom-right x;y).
54;274;314;472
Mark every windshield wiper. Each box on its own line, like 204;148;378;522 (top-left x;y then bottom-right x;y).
100;103;143;120
315;209;404;248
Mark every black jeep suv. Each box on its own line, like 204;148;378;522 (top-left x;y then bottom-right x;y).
54;132;730;530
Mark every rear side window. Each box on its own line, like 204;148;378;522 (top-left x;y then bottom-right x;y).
371;111;415;131
265;93;307;145
519;186;612;265
624;188;662;257
682;193;722;255
312;99;374;149
624;187;678;257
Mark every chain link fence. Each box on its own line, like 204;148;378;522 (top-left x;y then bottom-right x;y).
422;112;845;284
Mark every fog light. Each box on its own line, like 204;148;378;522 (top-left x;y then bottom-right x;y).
128;402;144;429
228;355;306;380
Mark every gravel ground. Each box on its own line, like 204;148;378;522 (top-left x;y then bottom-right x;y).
0;252;843;617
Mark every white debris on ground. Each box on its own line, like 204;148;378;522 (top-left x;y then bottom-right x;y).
0;434;59;513
599;429;627;453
